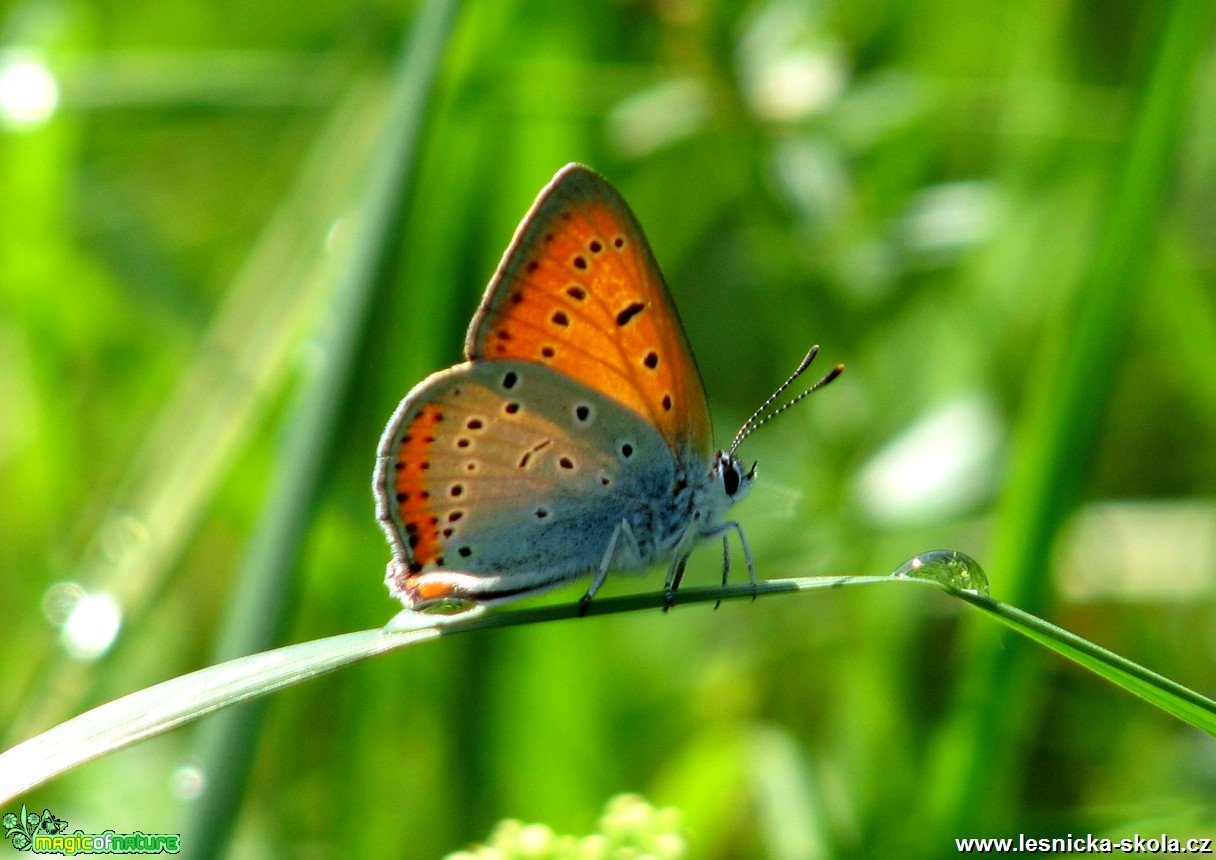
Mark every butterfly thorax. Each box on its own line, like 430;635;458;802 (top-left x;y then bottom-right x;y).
640;447;752;563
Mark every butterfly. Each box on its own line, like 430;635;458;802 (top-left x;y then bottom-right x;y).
373;164;841;611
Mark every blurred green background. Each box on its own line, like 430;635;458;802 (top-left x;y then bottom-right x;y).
2;0;1214;856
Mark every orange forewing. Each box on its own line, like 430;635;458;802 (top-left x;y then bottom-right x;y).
466;164;712;456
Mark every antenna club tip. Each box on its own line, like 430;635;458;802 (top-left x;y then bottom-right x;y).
792;347;822;374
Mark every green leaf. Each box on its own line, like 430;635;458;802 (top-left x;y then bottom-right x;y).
3;558;1211;806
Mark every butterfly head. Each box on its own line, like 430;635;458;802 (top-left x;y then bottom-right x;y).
717;451;755;501
689;449;755;536
716;449;756;503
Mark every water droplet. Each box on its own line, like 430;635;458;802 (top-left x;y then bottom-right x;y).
61;590;124;660
0;52;60;128
98;513;151;565
42;581;85;625
892;550;989;596
170;764;206;801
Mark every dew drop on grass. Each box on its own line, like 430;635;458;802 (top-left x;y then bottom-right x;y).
892;549;990;596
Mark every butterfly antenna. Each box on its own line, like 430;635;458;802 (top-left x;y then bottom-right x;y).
728;346;844;456
731;346;819;447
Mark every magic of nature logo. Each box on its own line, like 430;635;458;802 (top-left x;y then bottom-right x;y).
3;805;180;854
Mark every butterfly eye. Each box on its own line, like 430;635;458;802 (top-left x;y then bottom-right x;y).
723;462;741;496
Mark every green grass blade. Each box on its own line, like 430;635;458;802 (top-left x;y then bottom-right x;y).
926;0;1216;835
0;627;444;804
183;1;462;855
4;569;1212;806
949;589;1216;736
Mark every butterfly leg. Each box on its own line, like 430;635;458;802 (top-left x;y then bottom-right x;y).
713;535;731;609
579;519;641;615
660;520;757;609
705;520;757;600
725;521;758;599
663;552;692;610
